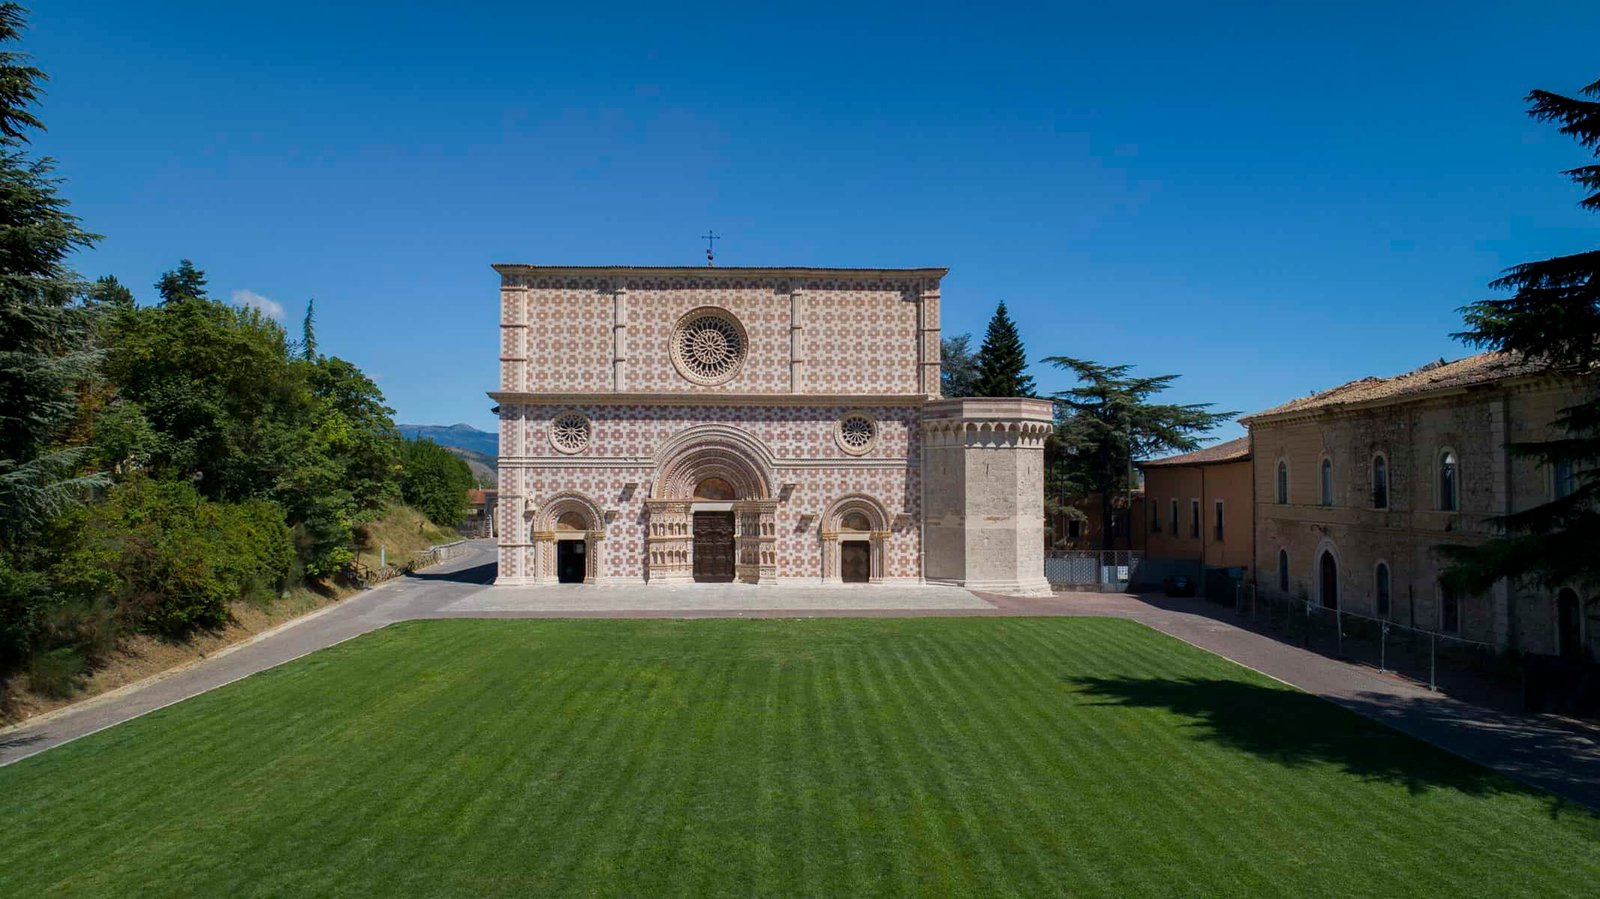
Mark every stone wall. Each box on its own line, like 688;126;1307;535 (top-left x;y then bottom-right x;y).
1249;378;1596;654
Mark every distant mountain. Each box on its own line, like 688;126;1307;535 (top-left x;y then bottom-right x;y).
397;423;498;457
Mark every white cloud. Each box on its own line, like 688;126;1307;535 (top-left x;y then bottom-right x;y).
231;289;285;321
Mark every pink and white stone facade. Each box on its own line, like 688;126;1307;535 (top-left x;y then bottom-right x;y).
491;265;1050;593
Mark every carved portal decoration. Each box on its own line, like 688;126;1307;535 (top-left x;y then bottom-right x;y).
670;307;747;385
530;491;606;584
820;493;890;584
646;425;777;584
549;410;591;454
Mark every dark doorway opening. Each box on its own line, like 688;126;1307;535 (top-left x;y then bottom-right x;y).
556;540;586;584
841;542;871;583
1319;551;1338;610
1558;588;1583;659
693;511;736;583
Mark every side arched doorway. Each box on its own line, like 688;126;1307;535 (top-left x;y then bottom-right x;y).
645;426;777;584
821;494;889;584
530;492;606;585
1318;550;1339;610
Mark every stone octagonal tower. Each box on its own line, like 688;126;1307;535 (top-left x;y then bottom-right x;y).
921;398;1055;595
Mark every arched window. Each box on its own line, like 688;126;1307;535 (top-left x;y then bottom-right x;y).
1318;550;1339;610
1438;450;1459;511
1276;460;1289;505
1277;549;1290;593
1372;454;1389;509
1375;562;1391;618
1320;458;1334;506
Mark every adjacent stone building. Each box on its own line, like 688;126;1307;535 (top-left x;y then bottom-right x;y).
1137;436;1252;593
491;265;1051;593
1241;353;1595;656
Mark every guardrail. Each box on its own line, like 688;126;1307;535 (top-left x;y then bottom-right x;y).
409;539;471;571
1235;583;1499;694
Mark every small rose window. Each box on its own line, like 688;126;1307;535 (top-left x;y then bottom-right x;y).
550;411;591;454
836;412;877;455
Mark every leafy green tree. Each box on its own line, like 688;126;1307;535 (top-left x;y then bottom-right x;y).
399;438;474;527
1444;77;1600;601
0;2;102;553
941;333;979;398
972;301;1036;397
101;287;307;501
1044;356;1235;550
155;258;207;305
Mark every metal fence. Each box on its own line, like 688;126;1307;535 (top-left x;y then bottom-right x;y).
1235;583;1501;694
1046;551;1142;590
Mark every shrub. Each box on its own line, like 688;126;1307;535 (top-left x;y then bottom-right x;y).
50;477;295;637
26;647;85;699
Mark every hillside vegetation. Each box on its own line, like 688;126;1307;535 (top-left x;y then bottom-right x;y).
0;8;473;712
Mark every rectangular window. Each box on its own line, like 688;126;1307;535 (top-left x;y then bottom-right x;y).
1440;584;1460;634
1189;500;1200;539
1214;500;1225;540
1169;499;1178;535
1067;519;1081;540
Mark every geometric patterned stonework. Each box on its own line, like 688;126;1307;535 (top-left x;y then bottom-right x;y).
490;265;1051;594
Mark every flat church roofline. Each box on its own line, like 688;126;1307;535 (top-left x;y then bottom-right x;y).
491;264;948;279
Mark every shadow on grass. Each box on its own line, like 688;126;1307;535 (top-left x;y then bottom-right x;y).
1071;675;1532;800
406;561;497;585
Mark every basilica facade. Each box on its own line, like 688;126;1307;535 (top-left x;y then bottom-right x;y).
492;265;1051;593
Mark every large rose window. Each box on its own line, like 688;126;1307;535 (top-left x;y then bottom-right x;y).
671;308;746;385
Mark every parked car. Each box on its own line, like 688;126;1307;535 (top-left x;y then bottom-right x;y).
1162;575;1197;598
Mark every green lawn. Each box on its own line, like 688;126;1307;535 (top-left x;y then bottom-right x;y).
1;618;1596;897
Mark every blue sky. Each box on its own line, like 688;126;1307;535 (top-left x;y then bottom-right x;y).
29;2;1600;438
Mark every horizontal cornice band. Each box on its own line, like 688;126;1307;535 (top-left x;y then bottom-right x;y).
498;456;918;470
489;391;932;408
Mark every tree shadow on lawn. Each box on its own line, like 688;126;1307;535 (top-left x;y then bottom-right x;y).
1069;675;1586;811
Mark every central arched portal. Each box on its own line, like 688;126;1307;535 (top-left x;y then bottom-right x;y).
645;427;777;584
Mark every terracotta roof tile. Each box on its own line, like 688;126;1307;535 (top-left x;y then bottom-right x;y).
1138;436;1251;468
1240;352;1546;422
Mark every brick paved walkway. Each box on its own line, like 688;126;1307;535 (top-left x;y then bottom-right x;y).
4;539;1598;811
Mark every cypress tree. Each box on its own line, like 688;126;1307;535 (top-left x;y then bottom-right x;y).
972;301;1036;397
1443;76;1600;599
301;297;317;360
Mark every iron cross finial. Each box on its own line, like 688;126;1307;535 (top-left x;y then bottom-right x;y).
701;230;720;267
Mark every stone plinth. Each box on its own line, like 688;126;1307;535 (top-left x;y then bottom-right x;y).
922;398;1054;595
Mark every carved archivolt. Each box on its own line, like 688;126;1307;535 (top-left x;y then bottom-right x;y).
821;493;890;534
651;425;775;500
